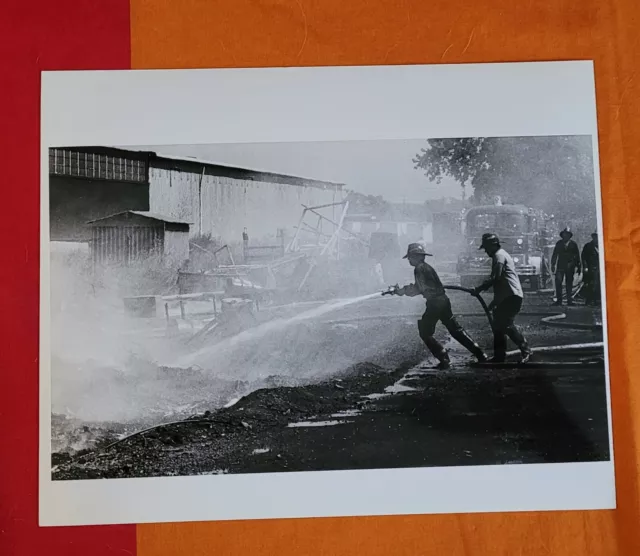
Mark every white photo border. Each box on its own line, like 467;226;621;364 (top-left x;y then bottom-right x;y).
40;61;615;527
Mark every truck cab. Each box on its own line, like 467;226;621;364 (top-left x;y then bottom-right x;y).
457;201;550;291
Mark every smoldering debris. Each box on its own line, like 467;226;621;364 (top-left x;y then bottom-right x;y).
51;360;419;480
54;312;414;409
51;312;428;455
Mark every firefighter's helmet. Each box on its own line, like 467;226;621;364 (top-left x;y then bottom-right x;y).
403;243;432;259
560;227;573;238
478;233;500;250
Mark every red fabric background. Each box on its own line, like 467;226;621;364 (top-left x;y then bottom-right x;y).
0;2;136;555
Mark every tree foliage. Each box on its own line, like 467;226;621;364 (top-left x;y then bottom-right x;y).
413;136;597;232
413;138;487;198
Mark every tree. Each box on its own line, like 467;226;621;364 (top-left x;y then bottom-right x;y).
413;138;487;200
413;136;597;232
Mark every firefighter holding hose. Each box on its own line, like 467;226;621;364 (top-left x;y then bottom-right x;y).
387;243;487;370
473;233;532;364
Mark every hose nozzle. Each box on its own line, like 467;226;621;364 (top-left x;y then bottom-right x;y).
382;284;400;296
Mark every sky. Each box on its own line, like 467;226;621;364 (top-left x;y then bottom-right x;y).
132;140;463;204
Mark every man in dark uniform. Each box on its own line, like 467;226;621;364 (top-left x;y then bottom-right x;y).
473;233;532;364
391;243;487;369
551;227;582;306
581;231;600;306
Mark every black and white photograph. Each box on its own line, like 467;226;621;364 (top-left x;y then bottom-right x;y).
40;63;614;526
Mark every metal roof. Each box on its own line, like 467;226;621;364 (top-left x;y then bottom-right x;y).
104;147;345;189
152;152;346;188
87;210;192;226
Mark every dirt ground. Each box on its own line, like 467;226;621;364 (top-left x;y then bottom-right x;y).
52;292;610;480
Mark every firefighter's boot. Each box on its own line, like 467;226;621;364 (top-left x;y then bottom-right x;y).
418;319;451;369
505;325;531;364
423;336;451;370
436;357;451;371
492;332;508;363
449;327;488;363
518;339;533;365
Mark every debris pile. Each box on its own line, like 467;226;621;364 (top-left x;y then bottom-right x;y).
51;358;421;480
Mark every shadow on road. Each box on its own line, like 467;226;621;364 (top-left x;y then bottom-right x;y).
400;367;609;465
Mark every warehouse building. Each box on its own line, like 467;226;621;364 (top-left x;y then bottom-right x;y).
49;147;346;249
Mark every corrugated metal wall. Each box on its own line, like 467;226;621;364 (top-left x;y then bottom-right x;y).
163;230;190;266
148;168;346;242
92;226;163;266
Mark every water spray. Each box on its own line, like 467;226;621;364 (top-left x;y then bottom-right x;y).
380;283;494;328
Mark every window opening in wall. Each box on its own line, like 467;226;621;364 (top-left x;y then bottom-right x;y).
49;149;147;183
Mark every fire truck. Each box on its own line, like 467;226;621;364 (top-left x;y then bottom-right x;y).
456;198;555;291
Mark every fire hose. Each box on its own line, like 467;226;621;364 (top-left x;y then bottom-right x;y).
380;283;603;367
381;284;601;333
443;285;494;329
382;284;494;329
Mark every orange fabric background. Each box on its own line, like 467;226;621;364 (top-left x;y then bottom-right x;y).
130;1;640;554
